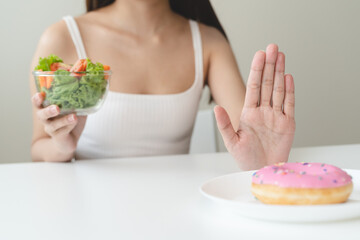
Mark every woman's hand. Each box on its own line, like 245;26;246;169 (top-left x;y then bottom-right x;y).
31;92;87;158
214;44;295;170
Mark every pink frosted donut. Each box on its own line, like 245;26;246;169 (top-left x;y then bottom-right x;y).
251;162;353;205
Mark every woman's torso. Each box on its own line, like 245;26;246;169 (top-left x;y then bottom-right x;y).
62;11;206;159
69;10;208;94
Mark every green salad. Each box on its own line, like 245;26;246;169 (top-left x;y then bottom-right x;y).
34;54;110;111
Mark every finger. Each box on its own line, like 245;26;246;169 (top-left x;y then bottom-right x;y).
52;114;78;137
272;52;285;112
53;123;78;138
31;93;44;109
284;74;295;118
44;114;77;136
244;50;266;108
214;105;238;148
260;44;278;106
37;105;60;122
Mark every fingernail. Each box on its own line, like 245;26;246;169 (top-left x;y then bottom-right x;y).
68;114;75;122
33;94;40;105
50;106;57;114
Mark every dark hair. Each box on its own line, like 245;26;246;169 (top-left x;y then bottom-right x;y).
86;0;227;40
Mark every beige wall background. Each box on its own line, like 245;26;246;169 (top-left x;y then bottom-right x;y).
0;0;359;163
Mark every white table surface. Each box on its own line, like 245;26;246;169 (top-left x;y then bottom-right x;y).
0;144;359;240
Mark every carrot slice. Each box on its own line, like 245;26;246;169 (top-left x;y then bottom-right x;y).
82;60;87;71
103;65;110;80
50;62;71;71
46;76;53;89
50;63;57;71
70;59;87;72
39;76;46;90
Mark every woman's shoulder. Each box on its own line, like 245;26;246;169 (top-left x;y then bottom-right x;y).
197;22;228;46
36;17;77;62
195;21;232;63
173;14;228;46
40;17;75;48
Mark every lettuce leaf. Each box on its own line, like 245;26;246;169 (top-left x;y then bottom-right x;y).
34;54;63;71
86;58;104;72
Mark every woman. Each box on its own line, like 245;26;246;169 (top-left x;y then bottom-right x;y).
30;0;295;170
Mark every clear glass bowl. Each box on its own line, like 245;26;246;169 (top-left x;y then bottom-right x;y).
33;70;111;115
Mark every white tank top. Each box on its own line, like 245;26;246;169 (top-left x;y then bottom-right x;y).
62;16;204;159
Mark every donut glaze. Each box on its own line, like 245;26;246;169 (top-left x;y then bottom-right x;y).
252;162;352;188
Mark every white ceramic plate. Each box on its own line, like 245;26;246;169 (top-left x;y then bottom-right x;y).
200;169;360;222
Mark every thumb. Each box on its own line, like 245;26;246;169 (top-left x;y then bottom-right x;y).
214;105;238;147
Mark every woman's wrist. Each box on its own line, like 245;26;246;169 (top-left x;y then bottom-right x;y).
31;137;75;162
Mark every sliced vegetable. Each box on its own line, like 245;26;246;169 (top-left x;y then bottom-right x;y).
103;65;110;80
70;59;87;72
46;76;54;89
50;62;72;71
38;76;46;90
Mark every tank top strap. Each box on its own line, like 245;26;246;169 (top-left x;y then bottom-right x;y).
63;15;88;59
189;20;204;87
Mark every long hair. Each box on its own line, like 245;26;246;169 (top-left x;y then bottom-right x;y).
86;0;228;40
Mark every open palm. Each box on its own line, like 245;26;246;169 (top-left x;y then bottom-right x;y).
215;44;295;170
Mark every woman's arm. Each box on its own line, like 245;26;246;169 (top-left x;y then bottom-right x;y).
30;21;86;162
203;26;246;130
203;26;295;170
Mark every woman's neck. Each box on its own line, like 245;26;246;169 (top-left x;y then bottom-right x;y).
104;0;176;36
